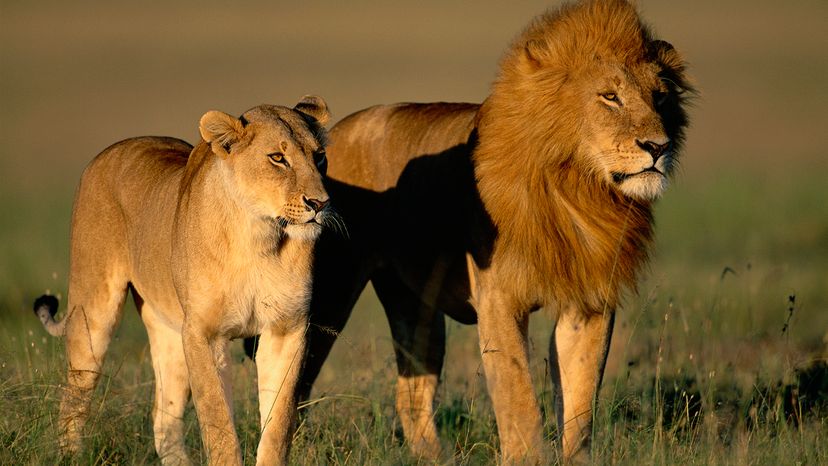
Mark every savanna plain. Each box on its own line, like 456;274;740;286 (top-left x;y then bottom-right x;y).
1;1;826;464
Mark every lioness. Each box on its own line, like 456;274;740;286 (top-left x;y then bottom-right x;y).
34;97;332;465
296;1;692;463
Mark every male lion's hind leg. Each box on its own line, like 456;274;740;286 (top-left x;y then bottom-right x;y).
372;271;445;460
58;276;129;455
549;309;615;463
142;304;192;466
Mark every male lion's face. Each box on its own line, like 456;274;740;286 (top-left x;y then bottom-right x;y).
579;60;686;200
200;100;331;241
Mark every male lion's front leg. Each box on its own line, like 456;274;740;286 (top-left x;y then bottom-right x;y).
476;290;544;464
181;320;241;466
255;322;307;466
372;271;445;460
549;309;615;463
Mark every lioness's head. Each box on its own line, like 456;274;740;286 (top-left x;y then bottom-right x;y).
199;96;331;240
490;0;692;200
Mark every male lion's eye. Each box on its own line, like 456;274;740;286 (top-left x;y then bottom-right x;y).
268;152;289;167
314;150;328;176
313;150;326;167
600;92;619;103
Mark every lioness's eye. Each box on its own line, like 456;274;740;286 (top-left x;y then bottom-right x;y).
600;92;618;103
268;152;289;167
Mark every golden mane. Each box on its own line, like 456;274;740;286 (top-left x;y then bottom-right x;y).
473;0;690;314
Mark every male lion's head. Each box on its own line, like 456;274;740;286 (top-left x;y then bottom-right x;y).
199;96;332;240
487;0;693;200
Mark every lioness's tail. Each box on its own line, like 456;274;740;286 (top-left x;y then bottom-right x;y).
33;294;65;337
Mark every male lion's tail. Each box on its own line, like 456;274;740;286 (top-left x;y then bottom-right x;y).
33;294;66;337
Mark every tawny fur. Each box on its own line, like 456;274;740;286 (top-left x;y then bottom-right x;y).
37;97;333;466
297;0;693;463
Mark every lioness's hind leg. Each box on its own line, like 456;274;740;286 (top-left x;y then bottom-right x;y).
372;271;445;460
59;274;128;454
143;305;192;466
58;177;131;454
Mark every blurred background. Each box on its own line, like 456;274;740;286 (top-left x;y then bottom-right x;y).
1;1;827;462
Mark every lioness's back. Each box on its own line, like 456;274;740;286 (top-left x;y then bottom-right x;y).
72;137;193;284
77;136;191;221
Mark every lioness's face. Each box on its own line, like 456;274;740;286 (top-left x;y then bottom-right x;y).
201;101;331;241
580;59;687;200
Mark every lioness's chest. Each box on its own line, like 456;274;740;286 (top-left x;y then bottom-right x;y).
220;261;311;337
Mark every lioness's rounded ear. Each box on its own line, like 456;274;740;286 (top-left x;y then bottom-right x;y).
199;110;245;154
294;95;330;126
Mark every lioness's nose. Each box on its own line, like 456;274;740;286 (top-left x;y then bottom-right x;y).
636;139;672;161
303;195;329;212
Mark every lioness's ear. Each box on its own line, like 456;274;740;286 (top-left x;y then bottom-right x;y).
199;110;245;154
294;95;330;126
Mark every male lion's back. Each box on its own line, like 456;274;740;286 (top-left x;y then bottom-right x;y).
327;102;479;193
322;103;484;320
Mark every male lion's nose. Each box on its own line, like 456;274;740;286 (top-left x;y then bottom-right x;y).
303;195;329;213
636;139;672;162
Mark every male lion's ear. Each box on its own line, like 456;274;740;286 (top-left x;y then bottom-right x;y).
649;40;693;94
294;95;330;126
199;110;245;154
521;39;546;70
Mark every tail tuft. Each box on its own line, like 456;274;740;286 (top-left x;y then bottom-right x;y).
34;294;59;317
34;294;64;336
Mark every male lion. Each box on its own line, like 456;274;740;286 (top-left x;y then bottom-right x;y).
296;1;692;463
34;97;332;465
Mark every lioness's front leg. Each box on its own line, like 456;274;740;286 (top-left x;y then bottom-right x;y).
476;289;544;463
255;322;308;465
181;319;241;466
549;309;615;462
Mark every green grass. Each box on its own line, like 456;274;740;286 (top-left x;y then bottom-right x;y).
1;170;827;465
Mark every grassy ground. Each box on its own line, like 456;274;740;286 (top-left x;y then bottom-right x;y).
1;170;826;465
2;1;827;464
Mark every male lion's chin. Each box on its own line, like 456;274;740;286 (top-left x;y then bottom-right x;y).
616;172;668;200
284;222;322;241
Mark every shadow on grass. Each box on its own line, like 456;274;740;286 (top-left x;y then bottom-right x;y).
611;359;828;441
